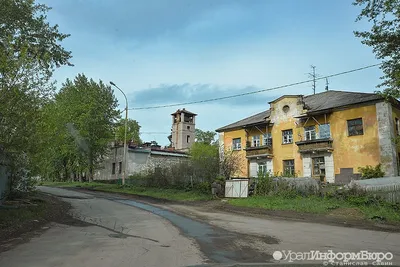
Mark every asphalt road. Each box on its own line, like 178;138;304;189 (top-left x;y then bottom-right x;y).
1;187;400;267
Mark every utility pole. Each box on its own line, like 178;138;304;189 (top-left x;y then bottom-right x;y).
308;65;317;94
110;81;128;186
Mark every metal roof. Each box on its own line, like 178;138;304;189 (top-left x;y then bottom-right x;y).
171;108;197;116
215;110;270;132
216;90;385;133
302;90;383;113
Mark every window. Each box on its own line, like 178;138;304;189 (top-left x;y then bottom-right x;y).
312;157;325;176
187;126;190;130
347;118;363;136
282;129;293;144
118;162;122;174
252;135;260;147
232;138;241;150
319;123;331;139
304;126;316;141
395;118;400;135
112;163;116;175
258;162;266;175
283;160;295;176
282;105;290;113
187;135;190;143
263;133;272;146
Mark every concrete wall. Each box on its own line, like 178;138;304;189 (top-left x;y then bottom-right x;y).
0;150;9;204
376;102;398;176
0;165;8;204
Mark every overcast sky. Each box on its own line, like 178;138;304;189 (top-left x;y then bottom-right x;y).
41;0;381;146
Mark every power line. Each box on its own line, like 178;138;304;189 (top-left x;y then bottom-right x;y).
129;63;382;110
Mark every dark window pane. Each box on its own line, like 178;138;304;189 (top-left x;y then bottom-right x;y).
112;163;116;175
347;118;363;136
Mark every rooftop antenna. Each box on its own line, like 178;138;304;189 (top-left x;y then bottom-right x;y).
325;78;329;91
308;65;320;94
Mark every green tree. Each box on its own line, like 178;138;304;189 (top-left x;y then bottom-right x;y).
189;142;219;182
47;74;120;181
0;0;71;195
115;119;142;144
195;129;217;145
354;0;400;97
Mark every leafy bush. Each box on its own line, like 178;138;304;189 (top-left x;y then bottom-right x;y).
358;164;385;179
194;182;211;194
254;171;273;196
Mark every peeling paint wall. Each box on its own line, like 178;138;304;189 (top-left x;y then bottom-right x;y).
269;97;304;176
219;97;397;182
222;129;247;177
330;104;380;177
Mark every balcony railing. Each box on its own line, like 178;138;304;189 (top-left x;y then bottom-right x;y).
244;144;273;157
295;138;333;153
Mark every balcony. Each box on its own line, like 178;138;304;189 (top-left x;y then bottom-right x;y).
245;144;273;158
295;138;333;153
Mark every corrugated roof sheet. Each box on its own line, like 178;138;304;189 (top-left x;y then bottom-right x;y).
216;90;384;132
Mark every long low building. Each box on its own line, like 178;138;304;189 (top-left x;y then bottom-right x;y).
94;143;188;181
216;90;400;184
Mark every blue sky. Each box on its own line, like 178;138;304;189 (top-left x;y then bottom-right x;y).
41;0;381;145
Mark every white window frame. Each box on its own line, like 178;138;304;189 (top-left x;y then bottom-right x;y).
252;135;260;147
263;133;272;146
232;138;241;150
258;162;267;175
304;126;316;141
282;129;293;144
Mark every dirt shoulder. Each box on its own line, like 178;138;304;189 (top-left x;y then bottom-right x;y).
0;192;74;253
72;187;400;233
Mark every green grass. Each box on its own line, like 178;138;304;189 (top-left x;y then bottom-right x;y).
40;181;212;201
228;195;400;222
228;195;349;214
41;181;400;222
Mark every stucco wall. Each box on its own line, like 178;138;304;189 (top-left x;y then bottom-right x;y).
219;98;397;182
223;129;247;177
269;97;304;176
330;104;380;176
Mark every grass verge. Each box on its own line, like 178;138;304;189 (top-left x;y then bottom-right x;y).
40;181;212;201
228;195;400;222
40;181;400;223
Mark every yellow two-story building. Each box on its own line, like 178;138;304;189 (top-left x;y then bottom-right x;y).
216;90;400;184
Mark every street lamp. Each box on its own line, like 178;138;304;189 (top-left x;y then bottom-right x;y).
110;81;128;185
